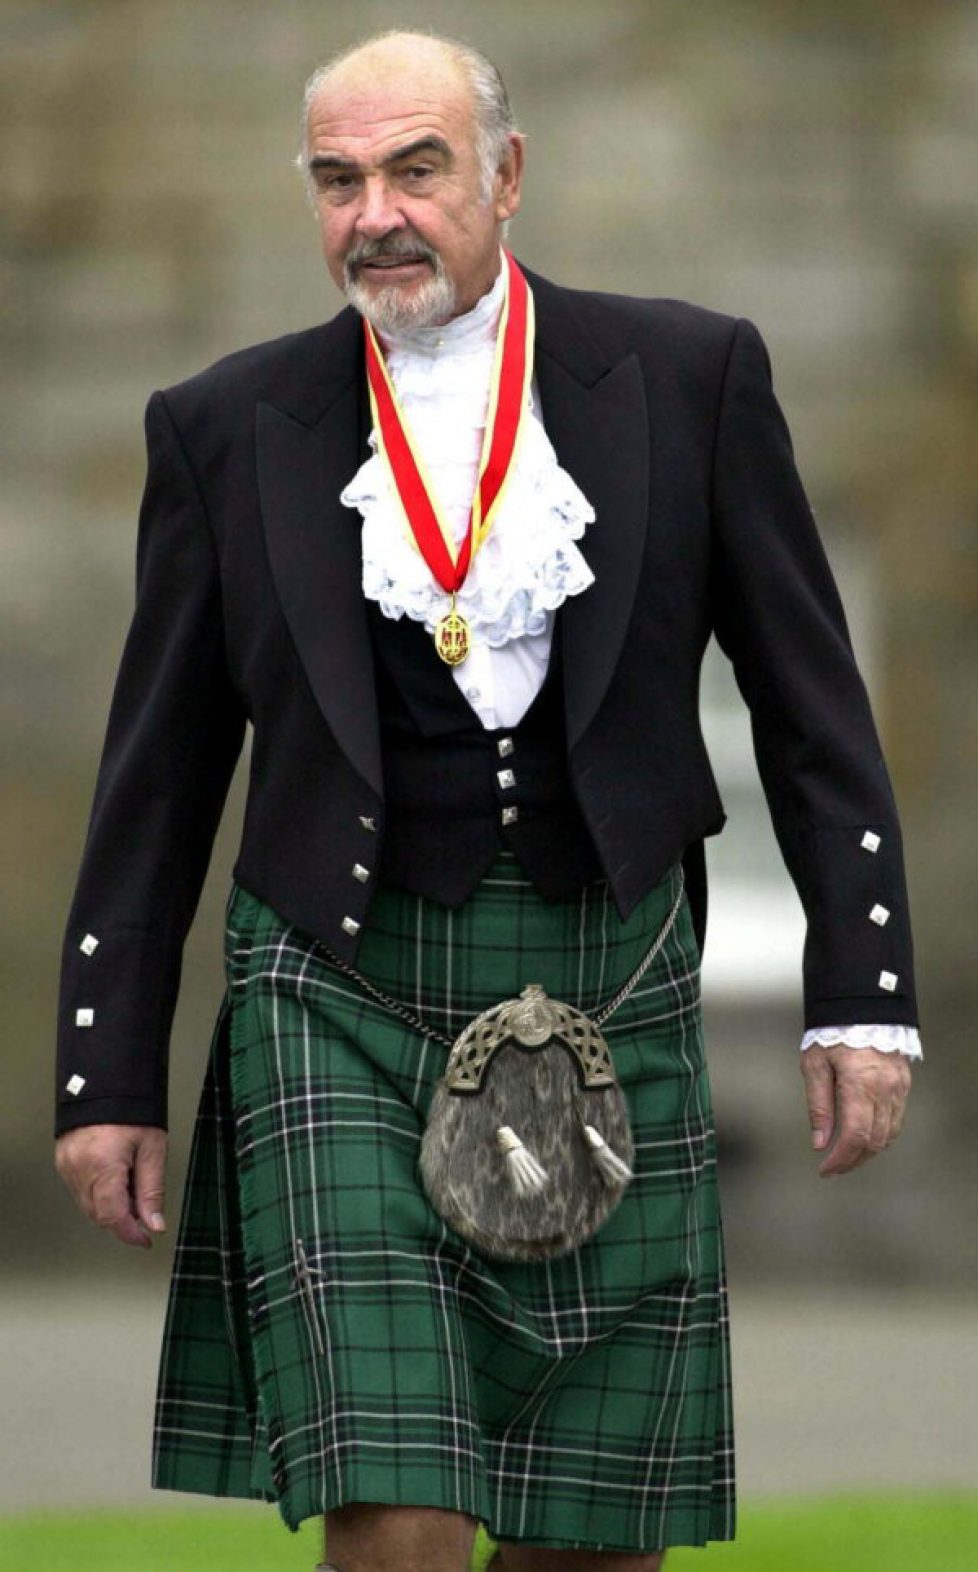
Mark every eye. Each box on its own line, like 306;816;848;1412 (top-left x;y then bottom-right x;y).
314;170;356;196
402;164;436;183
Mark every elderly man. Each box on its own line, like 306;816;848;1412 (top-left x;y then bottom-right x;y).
54;28;920;1572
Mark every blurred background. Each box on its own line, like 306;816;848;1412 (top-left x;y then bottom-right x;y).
2;0;975;1543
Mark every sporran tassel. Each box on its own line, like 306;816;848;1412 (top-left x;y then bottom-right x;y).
582;1122;633;1188
496;1124;549;1196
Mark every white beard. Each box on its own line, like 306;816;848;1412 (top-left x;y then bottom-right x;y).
344;265;457;335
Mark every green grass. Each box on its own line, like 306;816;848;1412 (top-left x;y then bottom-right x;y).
0;1495;975;1570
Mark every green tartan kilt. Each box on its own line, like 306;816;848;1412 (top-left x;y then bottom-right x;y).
151;847;735;1553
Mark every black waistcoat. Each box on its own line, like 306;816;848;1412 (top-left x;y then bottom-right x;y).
366;599;605;905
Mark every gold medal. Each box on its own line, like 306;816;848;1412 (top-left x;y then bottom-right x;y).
434;595;471;665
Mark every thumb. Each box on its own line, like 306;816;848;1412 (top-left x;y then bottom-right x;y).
801;1050;836;1151
133;1131;167;1232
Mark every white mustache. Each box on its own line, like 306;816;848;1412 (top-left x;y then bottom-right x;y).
345;235;438;273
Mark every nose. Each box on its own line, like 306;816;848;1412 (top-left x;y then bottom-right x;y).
355;174;405;240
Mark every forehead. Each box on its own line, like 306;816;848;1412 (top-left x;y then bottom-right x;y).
306;59;476;165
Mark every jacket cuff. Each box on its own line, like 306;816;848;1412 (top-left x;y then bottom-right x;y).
55;922;179;1138
54;1094;167;1139
803;992;919;1031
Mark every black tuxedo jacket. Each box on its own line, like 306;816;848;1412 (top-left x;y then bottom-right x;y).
54;263;918;1137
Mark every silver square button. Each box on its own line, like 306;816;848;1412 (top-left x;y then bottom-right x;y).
358;815;377;832
341;915;361;936
861;831;881;853
878;970;898;992
869;904;890;926
79;933;99;955
66;1074;86;1096
75;1007;94;1027
351;863;370;883
497;769;516;789
497;737;514;757
501;806;519;825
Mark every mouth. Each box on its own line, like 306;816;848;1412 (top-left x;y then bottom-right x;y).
354;255;433;281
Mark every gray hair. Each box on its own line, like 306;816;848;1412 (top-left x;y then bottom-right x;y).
294;30;519;205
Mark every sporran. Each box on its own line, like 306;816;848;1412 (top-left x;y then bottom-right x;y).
314;865;685;1262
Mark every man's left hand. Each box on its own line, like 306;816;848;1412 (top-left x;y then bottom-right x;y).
800;1043;912;1177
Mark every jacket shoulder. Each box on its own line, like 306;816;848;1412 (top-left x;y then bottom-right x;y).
566;283;742;363
521;262;744;386
157;310;359;431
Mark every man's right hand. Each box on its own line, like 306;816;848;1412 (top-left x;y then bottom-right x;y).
54;1124;168;1250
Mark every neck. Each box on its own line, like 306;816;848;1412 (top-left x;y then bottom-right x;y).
444;248;504;323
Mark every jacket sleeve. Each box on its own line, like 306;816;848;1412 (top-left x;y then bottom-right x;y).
709;316;918;1031
54;390;247;1137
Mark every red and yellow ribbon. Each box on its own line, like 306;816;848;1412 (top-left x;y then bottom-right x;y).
362;249;535;598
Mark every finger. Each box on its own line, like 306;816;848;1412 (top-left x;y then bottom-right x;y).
855;1086;897;1165
848;1096;891;1169
800;1049;837;1152
818;1084;875;1177
845;1147;878;1172
90;1162;151;1250
883;1078;911;1147
858;1058;911;1153
826;1094;890;1172
113;1215;152;1249
133;1131;167;1235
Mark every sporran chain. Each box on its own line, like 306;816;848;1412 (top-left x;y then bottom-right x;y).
310;864;686;1046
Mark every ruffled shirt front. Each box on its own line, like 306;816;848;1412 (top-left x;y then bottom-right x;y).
338;263;921;1064
340;262;595;729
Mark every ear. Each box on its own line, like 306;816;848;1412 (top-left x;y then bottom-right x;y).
493;132;525;222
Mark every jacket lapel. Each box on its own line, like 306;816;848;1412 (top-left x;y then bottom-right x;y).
524;266;650;754
255;308;383;798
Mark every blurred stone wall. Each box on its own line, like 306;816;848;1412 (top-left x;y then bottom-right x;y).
3;0;975;1284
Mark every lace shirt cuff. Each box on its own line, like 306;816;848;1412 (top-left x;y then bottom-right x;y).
799;1024;923;1060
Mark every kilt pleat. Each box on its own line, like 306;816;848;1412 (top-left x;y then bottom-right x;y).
151;848;735;1551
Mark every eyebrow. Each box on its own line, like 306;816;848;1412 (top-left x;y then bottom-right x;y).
307;135;453;175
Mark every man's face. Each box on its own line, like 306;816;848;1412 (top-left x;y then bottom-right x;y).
303;52;523;332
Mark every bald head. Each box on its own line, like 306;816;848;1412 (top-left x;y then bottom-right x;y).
298;29;518;200
317;31;471;101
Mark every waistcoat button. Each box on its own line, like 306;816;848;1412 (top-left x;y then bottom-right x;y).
341;916;361;936
501;805;519;825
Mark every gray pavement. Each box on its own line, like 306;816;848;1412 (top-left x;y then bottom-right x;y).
2;1282;975;1512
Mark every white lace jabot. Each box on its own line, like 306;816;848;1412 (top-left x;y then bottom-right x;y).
339;262;596;658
